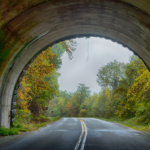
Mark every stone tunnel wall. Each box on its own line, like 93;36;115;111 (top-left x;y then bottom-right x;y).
0;0;150;128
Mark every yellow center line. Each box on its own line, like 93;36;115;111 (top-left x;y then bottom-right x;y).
80;119;87;150
74;118;84;150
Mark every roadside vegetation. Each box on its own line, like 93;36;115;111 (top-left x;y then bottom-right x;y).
96;118;150;132
0;117;59;136
47;55;150;132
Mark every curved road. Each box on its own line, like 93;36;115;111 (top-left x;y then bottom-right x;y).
0;118;150;150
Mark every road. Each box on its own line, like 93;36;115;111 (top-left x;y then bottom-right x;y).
0;118;150;150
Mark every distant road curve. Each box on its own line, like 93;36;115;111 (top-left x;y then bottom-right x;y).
0;118;150;150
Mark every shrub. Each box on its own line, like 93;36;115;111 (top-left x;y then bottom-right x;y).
8;128;19;135
15;109;31;124
13;120;23;128
0;127;19;136
78;109;87;117
0;127;8;136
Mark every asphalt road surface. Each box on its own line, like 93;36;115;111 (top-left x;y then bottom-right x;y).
0;118;150;150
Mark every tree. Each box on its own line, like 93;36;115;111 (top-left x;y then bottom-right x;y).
125;55;146;86
76;83;91;104
61;40;77;60
97;60;125;90
48;97;66;117
52;39;77;60
79;109;87;117
115;55;147;119
17;48;59;119
44;70;59;100
92;88;112;117
16;39;77;122
66;93;80;117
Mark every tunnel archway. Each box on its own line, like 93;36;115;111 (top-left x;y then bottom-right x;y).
0;0;150;128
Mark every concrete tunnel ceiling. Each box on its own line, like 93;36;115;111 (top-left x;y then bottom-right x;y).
1;0;150;128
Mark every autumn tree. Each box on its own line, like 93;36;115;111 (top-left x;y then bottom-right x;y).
115;56;147;119
22;48;58;118
16;39;77;122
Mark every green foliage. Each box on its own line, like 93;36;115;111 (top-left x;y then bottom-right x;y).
96;117;150;132
48;84;92;117
92;88;112;118
51;40;77;69
0;127;19;136
95;55;150;125
12;40;76;134
15;39;77;120
8;128;19;135
0;117;60;136
48;55;150;127
97;60;125;90
125;55;146;86
45;70;59;99
14;36;150;132
13;121;23;128
79;109;87;117
76;83;91;100
15;109;31;124
52;43;65;57
59;90;74;99
0;127;9;136
48;97;66;117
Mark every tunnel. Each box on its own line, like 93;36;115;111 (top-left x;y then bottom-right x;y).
0;0;150;128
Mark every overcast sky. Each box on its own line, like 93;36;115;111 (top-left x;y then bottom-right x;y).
58;37;133;94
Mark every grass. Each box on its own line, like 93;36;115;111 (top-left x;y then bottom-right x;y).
0;117;60;136
20;117;60;131
96;117;150;132
0;127;19;136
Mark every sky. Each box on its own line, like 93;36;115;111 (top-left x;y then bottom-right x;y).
58;37;133;94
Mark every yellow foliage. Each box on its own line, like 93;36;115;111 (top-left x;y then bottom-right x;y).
16;48;58;117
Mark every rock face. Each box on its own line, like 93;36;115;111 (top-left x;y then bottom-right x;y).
0;0;150;128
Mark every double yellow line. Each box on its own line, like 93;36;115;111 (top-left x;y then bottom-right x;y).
74;119;87;150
